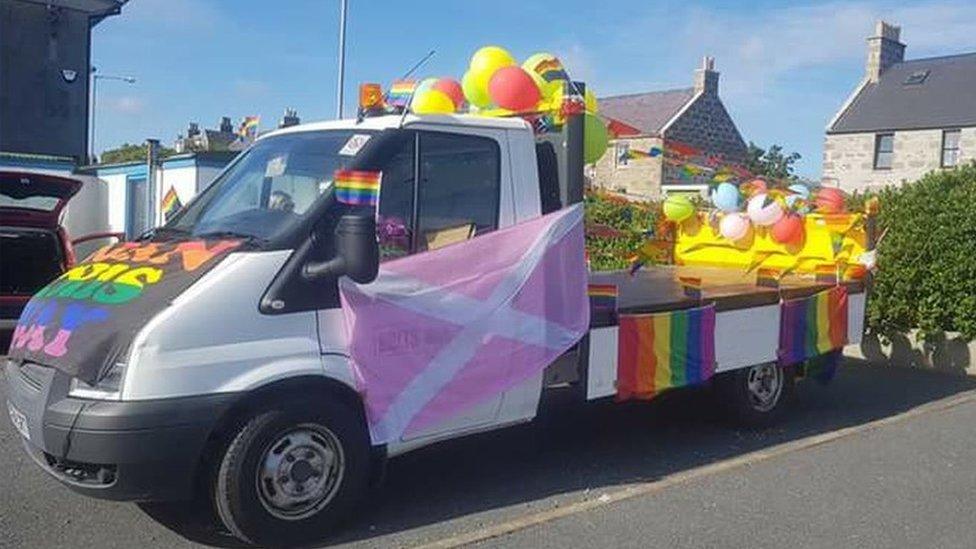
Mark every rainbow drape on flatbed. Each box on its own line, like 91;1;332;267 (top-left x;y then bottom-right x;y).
778;286;848;366
616;304;716;401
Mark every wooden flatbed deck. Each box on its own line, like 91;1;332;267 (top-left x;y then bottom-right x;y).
589;265;866;327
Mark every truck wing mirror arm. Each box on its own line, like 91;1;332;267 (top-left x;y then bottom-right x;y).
302;214;379;284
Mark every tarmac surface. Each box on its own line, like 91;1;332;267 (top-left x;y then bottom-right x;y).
3;359;976;548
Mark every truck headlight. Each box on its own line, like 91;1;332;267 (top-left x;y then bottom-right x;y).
68;362;126;400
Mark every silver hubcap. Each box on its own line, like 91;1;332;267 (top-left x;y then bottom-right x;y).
746;363;783;413
256;424;344;521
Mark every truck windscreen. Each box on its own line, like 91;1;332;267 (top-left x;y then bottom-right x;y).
164;130;373;243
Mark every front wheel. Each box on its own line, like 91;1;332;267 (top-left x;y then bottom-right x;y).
212;398;370;546
715;363;795;428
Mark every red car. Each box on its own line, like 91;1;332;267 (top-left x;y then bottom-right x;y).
0;171;121;351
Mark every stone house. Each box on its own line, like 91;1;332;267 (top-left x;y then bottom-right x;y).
823;21;976;191
592;57;747;198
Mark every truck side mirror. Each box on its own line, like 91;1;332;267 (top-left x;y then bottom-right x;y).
302;215;379;284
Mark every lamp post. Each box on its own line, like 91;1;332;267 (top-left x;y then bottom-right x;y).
89;66;136;163
336;0;348;119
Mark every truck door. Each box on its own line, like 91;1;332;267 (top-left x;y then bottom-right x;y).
376;127;510;441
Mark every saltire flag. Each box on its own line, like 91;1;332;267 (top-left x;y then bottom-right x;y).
616;304;717;401
334;169;381;207
588;283;618;310
339;205;588;444
238;115;260;139
778;286;848;367
388;79;416;108
161;187;183;221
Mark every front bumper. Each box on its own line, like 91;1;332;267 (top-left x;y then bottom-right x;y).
4;359;239;501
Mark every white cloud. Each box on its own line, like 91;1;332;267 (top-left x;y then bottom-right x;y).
105;95;146;115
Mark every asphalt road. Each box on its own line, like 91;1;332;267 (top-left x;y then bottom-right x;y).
3;359;976;549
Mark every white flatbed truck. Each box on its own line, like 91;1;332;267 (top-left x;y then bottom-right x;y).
5;99;868;546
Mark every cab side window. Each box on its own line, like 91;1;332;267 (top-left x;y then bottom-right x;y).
416;132;500;251
376;136;415;261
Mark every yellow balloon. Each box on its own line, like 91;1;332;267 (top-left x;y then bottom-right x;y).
412;89;455;114
469;46;515;102
462;70;491;108
585;88;598;113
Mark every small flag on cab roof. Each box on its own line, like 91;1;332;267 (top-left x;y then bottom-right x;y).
334;169;381;207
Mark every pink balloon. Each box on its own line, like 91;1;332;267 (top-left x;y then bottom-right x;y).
488;66;541;111
432;78;465;109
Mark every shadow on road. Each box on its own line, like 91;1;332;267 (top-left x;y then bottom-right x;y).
139;360;976;547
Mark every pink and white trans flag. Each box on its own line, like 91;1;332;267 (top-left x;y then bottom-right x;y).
339;205;589;444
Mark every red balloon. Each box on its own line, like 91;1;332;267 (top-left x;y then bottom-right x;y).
487;66;541;111
815;187;846;214
771;213;805;244
432;78;465;109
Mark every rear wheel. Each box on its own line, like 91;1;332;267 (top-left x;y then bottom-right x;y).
212;397;370;546
716;363;795;428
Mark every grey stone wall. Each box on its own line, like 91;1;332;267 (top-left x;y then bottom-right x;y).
590;136;664;198
663;94;747;165
822;127;976;191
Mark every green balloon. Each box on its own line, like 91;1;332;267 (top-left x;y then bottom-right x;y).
583;113;608;164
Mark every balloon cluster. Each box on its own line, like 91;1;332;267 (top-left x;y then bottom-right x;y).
661;179;850;248
409;46;609;163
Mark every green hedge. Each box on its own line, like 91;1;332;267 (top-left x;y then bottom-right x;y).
865;162;976;342
584;191;660;271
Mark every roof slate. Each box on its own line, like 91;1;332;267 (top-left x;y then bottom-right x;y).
830;53;976;133
598;88;696;135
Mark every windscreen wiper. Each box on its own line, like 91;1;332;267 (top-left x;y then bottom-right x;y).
193;230;268;246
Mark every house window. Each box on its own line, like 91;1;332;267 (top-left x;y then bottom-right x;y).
942;129;961;167
615;142;630;167
873;133;894;170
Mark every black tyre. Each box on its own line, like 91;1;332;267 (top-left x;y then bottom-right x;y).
715;363;795;428
213;397;370;547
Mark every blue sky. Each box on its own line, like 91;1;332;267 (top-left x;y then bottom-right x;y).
92;0;976;177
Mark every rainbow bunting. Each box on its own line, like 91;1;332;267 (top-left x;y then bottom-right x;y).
756;267;781;288
678;276;702;300
334;169;381;206
815;264;839;285
588;283;618;310
161;187;182;221
616;304;716;401
387;79;416;108
778;286;848;366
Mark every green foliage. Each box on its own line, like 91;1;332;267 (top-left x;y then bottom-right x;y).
584;191;660;271
99;142;176;165
745;142;801;181
867;162;976;342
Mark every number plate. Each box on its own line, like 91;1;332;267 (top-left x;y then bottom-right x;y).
7;402;29;441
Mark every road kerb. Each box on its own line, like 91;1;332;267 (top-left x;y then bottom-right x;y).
414;389;976;549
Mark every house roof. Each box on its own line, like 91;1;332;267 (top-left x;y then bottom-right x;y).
598;88;696;136
830;52;976;134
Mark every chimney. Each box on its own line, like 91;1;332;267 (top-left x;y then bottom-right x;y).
219;116;233;134
866;20;905;82
694;56;719;95
279;108;300;128
187;122;200;137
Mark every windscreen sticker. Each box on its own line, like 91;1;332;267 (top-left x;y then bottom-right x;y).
338;134;371;156
7;239;243;384
265;154;288;177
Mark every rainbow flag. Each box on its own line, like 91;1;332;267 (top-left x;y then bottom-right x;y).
815;264;839;285
678;276;702;300
238;115;260;138
334;169;381;206
588;283;618;310
387;79;416;108
161;187;182;221
616;304;716;401
778;286;848;366
756;267;781;289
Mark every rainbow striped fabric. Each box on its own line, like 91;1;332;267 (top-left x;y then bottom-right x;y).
778;286;848;366
588;283;618;310
387;80;416;108
160;187;182;221
334;170;381;206
616;304;716;401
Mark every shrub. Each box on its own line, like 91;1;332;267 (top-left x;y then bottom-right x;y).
584;191;660;271
867;162;976;342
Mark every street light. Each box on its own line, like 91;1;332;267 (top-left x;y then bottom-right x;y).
336;0;348;120
89;66;136;163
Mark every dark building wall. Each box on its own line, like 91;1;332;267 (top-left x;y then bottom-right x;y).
664;94;747;164
0;1;91;161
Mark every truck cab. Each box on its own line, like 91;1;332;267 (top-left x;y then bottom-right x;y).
5;112;571;545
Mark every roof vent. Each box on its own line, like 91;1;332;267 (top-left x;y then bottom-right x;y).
903;70;929;85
